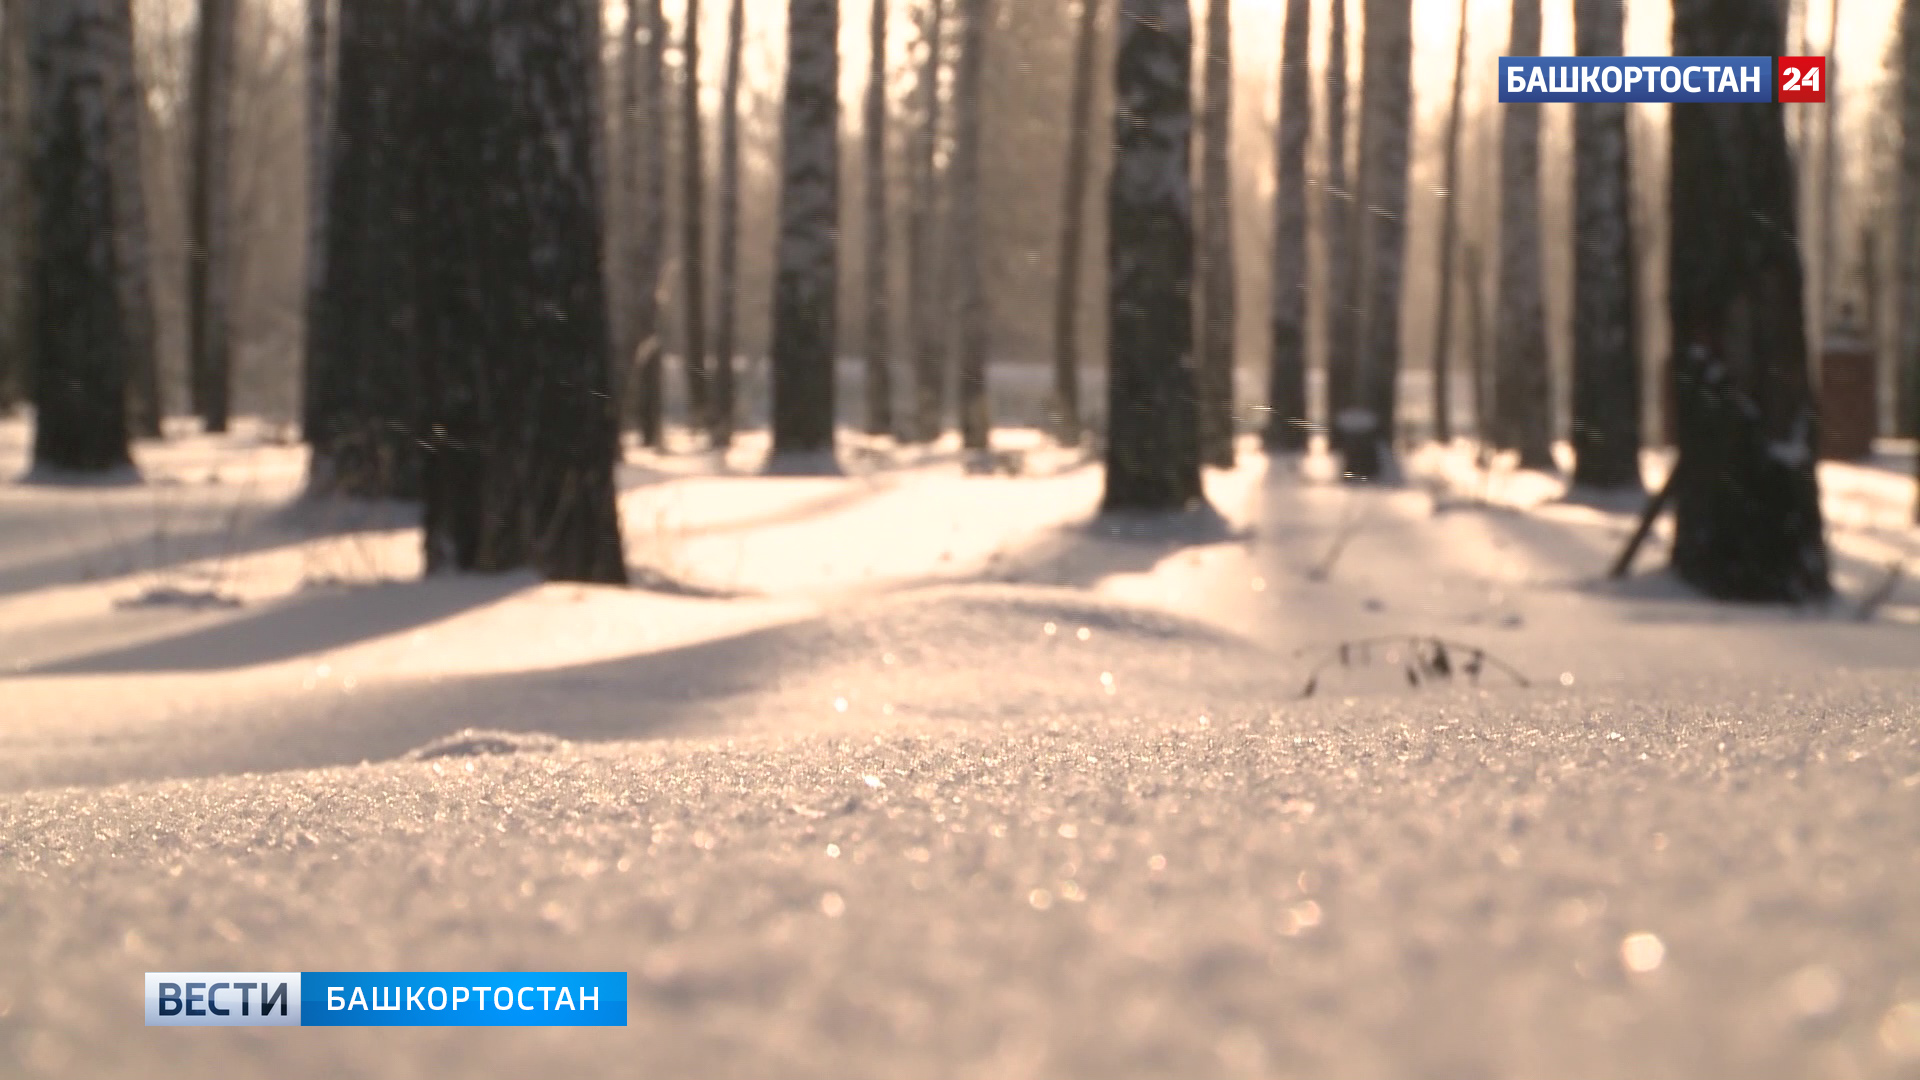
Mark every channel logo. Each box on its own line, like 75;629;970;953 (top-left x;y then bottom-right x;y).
144;971;628;1027
145;972;301;1027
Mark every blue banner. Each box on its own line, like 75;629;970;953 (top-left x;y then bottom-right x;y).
1499;57;1773;103
302;972;627;1026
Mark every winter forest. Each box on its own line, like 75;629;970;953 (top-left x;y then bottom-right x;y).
6;0;1920;1077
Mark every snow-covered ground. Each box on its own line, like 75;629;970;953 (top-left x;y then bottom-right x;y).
3;414;1919;1079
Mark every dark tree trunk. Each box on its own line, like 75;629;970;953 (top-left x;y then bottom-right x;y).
414;0;626;584
1194;0;1235;468
1464;239;1489;438
679;0;711;440
949;0;989;453
768;0;842;472
1321;0;1356;450
1427;0;1468;447
1102;0;1202;513
188;0;236;433
1343;0;1412;481
1492;0;1554;470
1668;0;1830;601
304;0;419;498
303;0;333;454
712;0;744;449
106;0;159;439
1814;0;1840;339
0;0;21;411
1049;0;1101;449
624;0;668;449
27;0;132;475
1901;0;1920;516
862;0;894;437
906;0;947;443
1262;0;1309;452
1570;0;1642;491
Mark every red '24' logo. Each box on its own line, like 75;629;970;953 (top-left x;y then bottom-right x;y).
1778;56;1826;103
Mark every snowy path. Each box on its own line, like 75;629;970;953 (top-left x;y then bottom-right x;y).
3;424;1919;1078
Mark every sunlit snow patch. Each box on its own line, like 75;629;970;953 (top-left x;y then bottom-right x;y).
402;728;567;761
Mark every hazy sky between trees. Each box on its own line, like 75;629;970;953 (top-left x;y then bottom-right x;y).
190;0;1899;137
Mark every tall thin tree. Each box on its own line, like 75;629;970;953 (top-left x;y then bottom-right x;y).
1050;0;1102;448
862;0;894;437
0;0;22;411
1815;0;1841;340
1262;0;1310;452
679;0;711;439
626;0;669;448
1195;0;1236;468
26;0;133;474
302;0;333;454
1492;0;1554;469
414;0;626;583
1668;0;1829;600
906;0;947;443
949;0;990;453
712;0;744;448
768;0;842;472
188;0;237;433
1901;0;1920;519
1322;0;1356;455
1103;0;1202;512
1427;0;1468;447
305;0;419;497
105;0;159;439
1343;0;1412;481
1570;0;1641;491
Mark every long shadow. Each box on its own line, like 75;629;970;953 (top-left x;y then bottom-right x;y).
22;573;527;675
1442;486;1920;629
0;586;1290;793
0;492;419;600
977;502;1251;591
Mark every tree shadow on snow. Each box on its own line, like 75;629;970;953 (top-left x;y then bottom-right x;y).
0;492;419;601
23;573;526;675
971;501;1252;591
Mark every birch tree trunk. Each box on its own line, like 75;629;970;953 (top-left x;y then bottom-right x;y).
106;0;159;439
1901;0;1920;519
1102;0;1202;512
906;0;947;443
1668;0;1829;600
1322;0;1356;449
414;0;626;584
626;0;669;448
305;0;419;498
768;0;842;471
712;0;744;448
1343;0;1412;480
862;0;894;437
188;0;237;433
1427;0;1468;447
1570;0;1642;491
1194;0;1235;468
949;0;990;453
1262;0;1310;452
679;0;711;439
27;0;133;474
1049;0;1101;449
1492;0;1554;469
